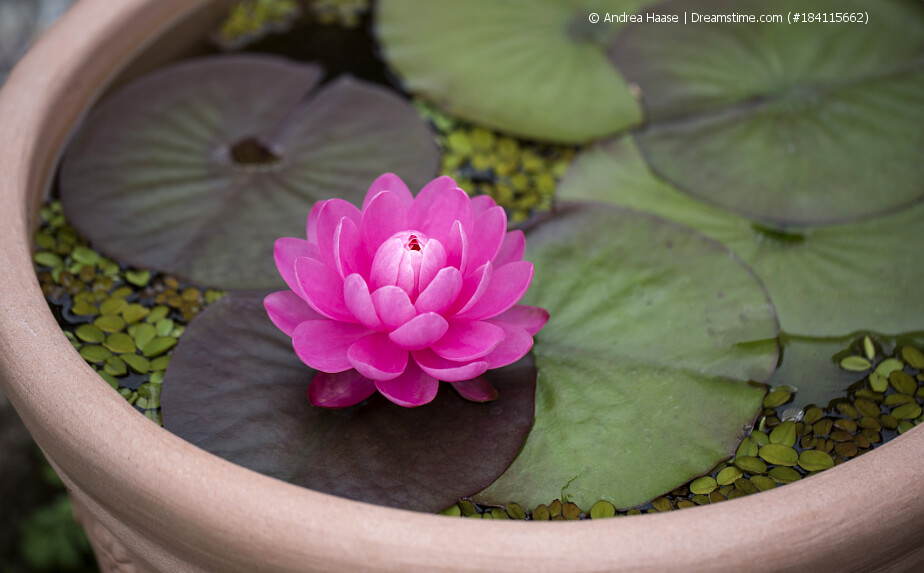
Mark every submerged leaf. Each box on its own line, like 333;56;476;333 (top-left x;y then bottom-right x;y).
557;137;924;337
376;0;649;143
475;204;778;510
161;293;536;512
60;55;438;289
611;0;924;225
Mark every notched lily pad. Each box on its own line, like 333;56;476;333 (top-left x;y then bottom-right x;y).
161;293;536;512
60;54;438;289
610;0;924;225
476;203;779;510
376;0;650;143
556;136;924;337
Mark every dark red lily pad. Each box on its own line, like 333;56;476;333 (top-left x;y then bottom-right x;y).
60;54;438;289
160;292;536;512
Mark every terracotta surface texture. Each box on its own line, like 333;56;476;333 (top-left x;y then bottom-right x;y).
1;1;923;571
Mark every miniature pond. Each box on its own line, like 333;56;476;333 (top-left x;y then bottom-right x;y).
32;0;924;520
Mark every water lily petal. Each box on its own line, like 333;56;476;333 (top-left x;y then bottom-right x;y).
374;360;439;407
307;369;377;408
408;177;473;243
491;304;549;336
371;285;417;330
414;266;462;315
388;312;449;351
343;274;383;330
348;333;409;381
369;236;405;289
417;238;447;294
317;199;362;270
333;216;363;278
293;320;371;372
450;261;492;316
456;261;533;321
363;172;413;211
444;220;469;275
467;205;506;270
294;256;355;322
431;319;505;362
412;349;488;382
471;194;497;218
482;320;533;369
274;237;319;294
493;229;525;267
361;190;409;259
306;200;325;246
264;290;324;337
449;377;499;403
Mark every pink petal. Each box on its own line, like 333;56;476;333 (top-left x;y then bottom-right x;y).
294;257;354;322
471;194;497;218
455;261;533;321
449;262;492;316
333;217;363;278
444;220;469;275
369;237;404;290
316;199;361;271
371;285;417;330
491;305;549;336
450;377;499;402
274;237;319;294
466;206;506;271
482;320;533;369
363;173;413;211
493;230;525;267
343;274;383;331
306;200;325;245
408;178;473;244
374;360;439;407
388;312;449;351
408;176;455;221
264;290;324;337
308;370;376;408
293;320;371;372
347;333;409;381
361;190;409;260
417;238;447;294
412;349;488;382
414;267;462;315
431;319;505;362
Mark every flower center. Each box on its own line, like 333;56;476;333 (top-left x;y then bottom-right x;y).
406;234;422;251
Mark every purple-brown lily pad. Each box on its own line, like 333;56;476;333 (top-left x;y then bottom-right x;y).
60;54;438;289
160;292;536;512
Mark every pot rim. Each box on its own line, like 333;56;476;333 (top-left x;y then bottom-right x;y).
1;1;923;571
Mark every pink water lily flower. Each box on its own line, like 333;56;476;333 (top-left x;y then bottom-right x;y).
264;173;548;408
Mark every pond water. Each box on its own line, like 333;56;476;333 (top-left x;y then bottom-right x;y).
32;0;924;520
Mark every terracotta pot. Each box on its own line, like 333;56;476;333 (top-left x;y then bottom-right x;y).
1;1;923;571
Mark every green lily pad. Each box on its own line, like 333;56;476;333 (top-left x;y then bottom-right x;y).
60;54;438;289
557;137;924;337
376;0;648;143
610;0;924;225
161;293;536;512
475;204;778;510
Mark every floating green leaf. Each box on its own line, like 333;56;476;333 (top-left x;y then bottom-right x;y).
376;0;648;143
610;0;924;225
60;55;438;289
161;294;536;512
475;204;778;510
556;137;924;337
